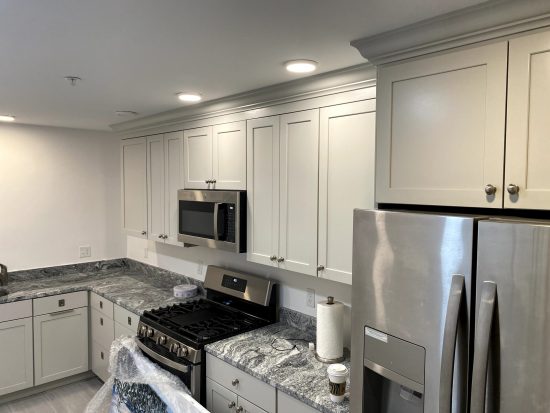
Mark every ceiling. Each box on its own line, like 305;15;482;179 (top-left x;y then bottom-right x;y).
0;0;487;131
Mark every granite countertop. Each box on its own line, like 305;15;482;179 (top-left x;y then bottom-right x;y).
0;259;204;315
205;322;350;413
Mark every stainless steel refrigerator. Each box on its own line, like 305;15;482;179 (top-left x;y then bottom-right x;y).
350;209;550;413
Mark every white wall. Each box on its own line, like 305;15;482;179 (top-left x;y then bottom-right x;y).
0;123;124;271
127;236;352;347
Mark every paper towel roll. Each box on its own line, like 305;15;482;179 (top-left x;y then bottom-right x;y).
316;296;344;362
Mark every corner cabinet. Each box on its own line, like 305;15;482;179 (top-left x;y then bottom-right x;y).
247;110;320;276
376;41;508;208
121;137;148;238
184;121;246;190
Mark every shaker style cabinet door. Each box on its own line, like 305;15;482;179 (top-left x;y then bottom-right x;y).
164;131;185;245
121;137;148;238
246;116;280;268
505;31;550;209
318;100;376;285
147;135;165;242
376;41;508;207
206;378;238;413
237;396;269;413
0;317;34;396
184;126;213;189
279;109;319;276
213;121;246;190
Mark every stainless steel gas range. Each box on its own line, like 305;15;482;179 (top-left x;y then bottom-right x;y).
136;266;277;406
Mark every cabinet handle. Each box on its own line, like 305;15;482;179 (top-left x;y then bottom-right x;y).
236;407;243;413
100;317;104;326
58;299;65;307
231;378;239;386
211;179;216;184
317;265;325;271
205;179;211;184
100;351;104;360
164;234;168;239
99;301;103;309
507;184;519;195
158;235;163;239
141;230;147;236
484;184;497;196
269;255;277;262
277;257;285;263
128;317;132;326
228;401;236;408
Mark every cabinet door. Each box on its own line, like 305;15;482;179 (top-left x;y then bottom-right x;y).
206;378;238;413
147;135;165;242
184;126;213;189
34;307;89;385
376;42;508;207
246;117;280;267
237;396;268;413
318;100;376;284
279;110;319;276
121;137;148;238
0;317;33;396
505;31;550;209
277;391;321;413
213;121;246;190
91;340;110;383
164;131;185;245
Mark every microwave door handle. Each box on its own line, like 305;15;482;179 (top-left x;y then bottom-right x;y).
213;203;220;241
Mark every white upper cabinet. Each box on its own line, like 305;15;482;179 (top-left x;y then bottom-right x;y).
247;116;280;268
213;121;246;190
147;132;184;245
184;126;213;189
121;137;148;238
376;41;508;208
318;100;376;284
279;110;319;276
505;30;550;209
184;122;246;190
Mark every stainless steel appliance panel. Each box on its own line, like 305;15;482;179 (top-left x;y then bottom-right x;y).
473;219;550;412
351;210;477;413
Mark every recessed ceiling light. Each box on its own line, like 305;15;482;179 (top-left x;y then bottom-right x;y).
0;115;15;122
177;92;202;103
115;111;139;117
285;60;318;73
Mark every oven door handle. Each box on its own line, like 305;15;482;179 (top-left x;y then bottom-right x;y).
136;339;190;373
213;202;220;241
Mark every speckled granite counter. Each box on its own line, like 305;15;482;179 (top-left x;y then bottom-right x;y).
205;317;350;413
0;259;204;315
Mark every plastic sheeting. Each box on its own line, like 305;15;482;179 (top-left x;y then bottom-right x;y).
85;336;209;413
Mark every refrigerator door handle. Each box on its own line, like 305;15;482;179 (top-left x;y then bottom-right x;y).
470;281;497;413
439;274;465;413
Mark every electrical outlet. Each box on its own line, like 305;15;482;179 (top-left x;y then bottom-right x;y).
306;288;315;308
197;261;204;276
79;245;91;258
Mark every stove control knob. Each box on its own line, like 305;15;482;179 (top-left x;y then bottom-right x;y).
178;346;189;357
139;326;147;337
170;343;180;354
146;328;154;338
158;336;167;345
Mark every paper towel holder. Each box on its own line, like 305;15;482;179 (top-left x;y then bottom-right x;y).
315;296;346;364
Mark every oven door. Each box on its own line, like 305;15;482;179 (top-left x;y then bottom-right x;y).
177;190;244;253
136;338;201;402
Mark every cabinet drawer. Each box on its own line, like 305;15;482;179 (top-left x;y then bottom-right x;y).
91;309;114;349
114;304;139;333
90;292;114;318
278;391;321;413
91;340;110;382
115;322;136;340
206;354;276;413
0;300;32;323
33;291;87;316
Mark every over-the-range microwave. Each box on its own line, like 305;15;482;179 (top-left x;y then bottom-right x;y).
177;189;246;253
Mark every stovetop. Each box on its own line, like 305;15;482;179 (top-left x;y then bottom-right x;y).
140;298;269;348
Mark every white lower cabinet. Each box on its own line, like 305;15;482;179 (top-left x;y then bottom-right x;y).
33;306;89;385
206;378;267;413
0;316;34;396
91;340;110;383
277;391;320;413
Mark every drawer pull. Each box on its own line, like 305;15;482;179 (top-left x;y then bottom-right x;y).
99;301;103;309
58;299;65;307
100;317;104;326
100;351;104;360
236;407;243;413
128;316;132;326
228;401;236;408
231;378;239;387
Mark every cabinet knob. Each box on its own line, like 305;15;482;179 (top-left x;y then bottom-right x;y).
231;378;239;386
158;235;163;239
211;179;216;184
269;255;277;262
236;407;243;413
277;257;285;263
141;230;147;236
228;401;236;408
205;179;211;184
317;265;325;271
507;184;519;195
484;184;497;196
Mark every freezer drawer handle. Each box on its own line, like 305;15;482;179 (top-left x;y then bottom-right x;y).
439;274;466;413
470;281;497;413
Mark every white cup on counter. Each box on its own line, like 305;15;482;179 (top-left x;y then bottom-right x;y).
327;363;348;402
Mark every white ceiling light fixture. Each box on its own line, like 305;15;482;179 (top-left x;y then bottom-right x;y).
285;59;318;74
177;92;202;103
0;115;15;122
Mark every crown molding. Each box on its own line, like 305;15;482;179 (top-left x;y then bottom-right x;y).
111;63;376;134
351;0;550;65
